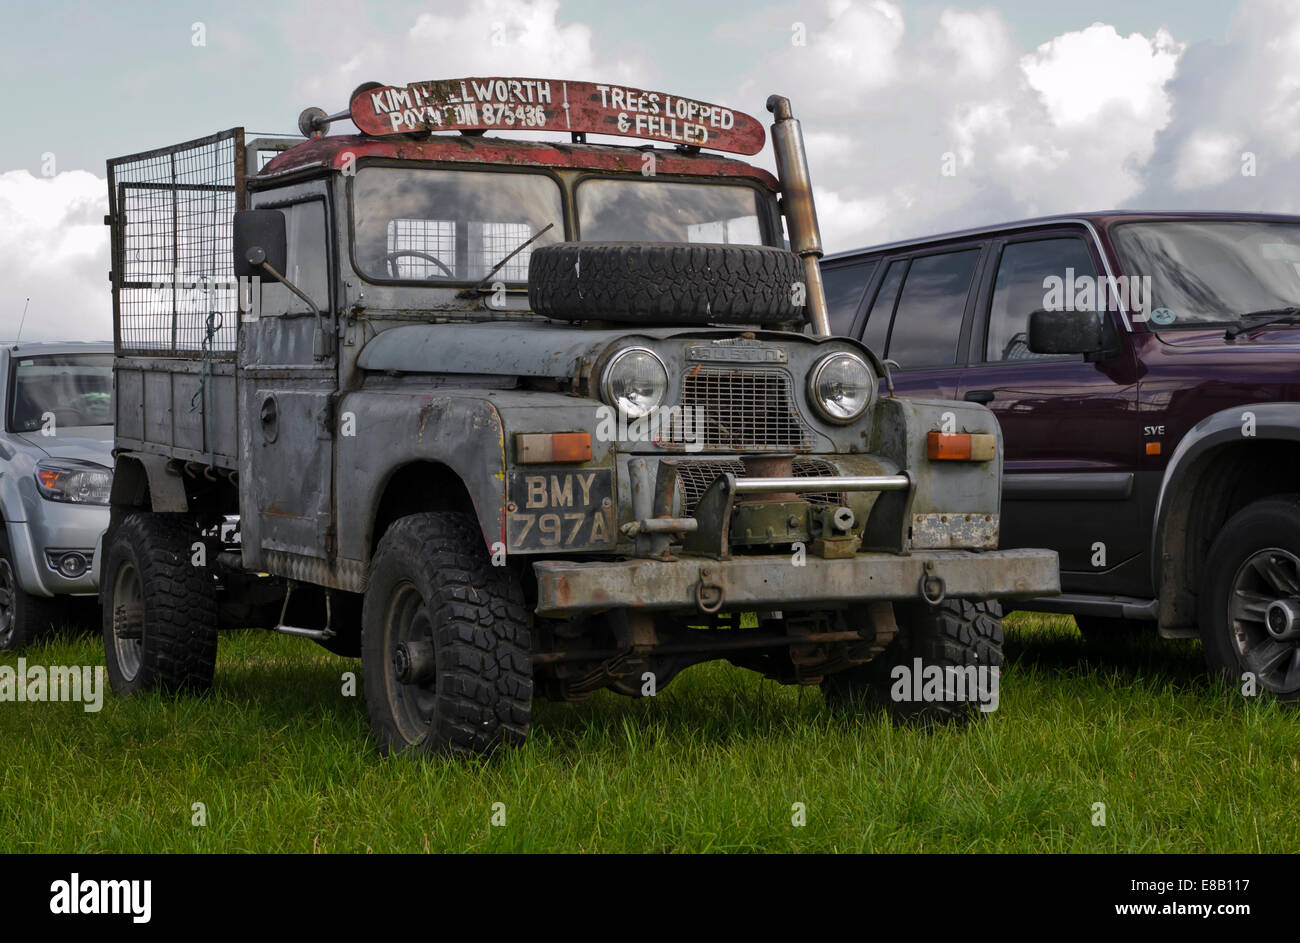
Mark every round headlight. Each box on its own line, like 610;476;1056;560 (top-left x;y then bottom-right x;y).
600;347;668;419
809;352;875;423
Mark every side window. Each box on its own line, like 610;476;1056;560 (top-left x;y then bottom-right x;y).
886;248;981;368
264;201;330;317
821;261;878;336
985;237;1097;362
862;259;906;356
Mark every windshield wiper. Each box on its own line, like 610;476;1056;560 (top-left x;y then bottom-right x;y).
457;223;556;299
1224;306;1300;338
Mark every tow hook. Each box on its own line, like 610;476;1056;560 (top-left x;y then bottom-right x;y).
919;561;946;605
695;567;725;614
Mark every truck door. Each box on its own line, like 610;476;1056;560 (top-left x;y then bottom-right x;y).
956;231;1146;596
237;195;338;571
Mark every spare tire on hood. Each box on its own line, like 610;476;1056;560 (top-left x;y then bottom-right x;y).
527;242;805;325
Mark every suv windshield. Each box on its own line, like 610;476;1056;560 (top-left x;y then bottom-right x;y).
352;168;565;283
577;179;768;244
8;353;113;432
1112;220;1300;329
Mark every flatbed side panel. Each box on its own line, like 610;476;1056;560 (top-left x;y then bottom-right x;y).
113;356;239;470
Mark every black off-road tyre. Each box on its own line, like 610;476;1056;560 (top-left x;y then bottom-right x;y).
0;529;64;652
101;513;219;695
528;242;804;324
1198;495;1300;703
362;512;532;756
822;599;1004;724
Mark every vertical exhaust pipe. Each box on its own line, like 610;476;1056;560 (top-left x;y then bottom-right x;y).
767;95;831;337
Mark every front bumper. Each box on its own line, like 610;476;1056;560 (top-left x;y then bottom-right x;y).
533;548;1059;617
6;502;108;597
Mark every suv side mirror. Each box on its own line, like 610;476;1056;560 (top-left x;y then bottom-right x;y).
233;209;287;279
1028;309;1114;360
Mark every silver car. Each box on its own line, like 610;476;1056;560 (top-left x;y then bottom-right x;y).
0;342;113;651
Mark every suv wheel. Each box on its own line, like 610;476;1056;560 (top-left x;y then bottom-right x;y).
0;530;64;652
101;513;219;694
1199;495;1300;702
822;599;1004;724
361;512;532;755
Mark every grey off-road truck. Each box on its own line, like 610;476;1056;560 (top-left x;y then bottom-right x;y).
101;78;1058;754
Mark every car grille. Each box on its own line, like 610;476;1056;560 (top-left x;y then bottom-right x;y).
674;457;845;514
664;367;812;452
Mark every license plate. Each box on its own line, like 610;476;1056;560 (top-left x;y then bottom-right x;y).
507;469;616;552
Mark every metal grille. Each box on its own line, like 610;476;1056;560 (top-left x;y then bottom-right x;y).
672;457;844;514
675;459;746;512
792;457;845;507
667;367;811;451
108;129;244;358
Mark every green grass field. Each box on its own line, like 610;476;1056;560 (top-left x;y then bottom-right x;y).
1;613;1294;853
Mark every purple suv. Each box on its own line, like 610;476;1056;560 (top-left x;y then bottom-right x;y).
824;211;1300;699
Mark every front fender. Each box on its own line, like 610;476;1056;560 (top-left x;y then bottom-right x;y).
337;389;616;562
1151;402;1300;591
337;391;508;559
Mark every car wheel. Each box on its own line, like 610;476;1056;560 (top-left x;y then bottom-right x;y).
822;599;1004;724
101;513;219;694
1199;495;1300;702
0;530;64;652
362;512;532;756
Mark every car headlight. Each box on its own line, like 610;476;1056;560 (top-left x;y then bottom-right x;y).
809;352;875;424
600;347;668;419
35;460;111;506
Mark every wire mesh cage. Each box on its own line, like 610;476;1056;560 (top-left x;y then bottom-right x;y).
107;129;246;358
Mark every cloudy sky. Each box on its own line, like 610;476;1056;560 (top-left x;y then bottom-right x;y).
1;0;1294;341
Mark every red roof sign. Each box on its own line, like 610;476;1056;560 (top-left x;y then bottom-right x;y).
348;78;766;155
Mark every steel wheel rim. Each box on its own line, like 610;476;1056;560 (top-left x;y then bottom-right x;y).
384;580;438;745
1227;547;1300;694
112;560;144;682
0;558;16;646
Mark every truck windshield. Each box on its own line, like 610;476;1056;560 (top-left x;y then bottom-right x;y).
1112;220;1300;329
576;179;768;244
351;168;565;284
8;353;113;433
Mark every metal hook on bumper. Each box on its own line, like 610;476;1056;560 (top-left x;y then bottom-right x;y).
695;567;725;614
919;561;946;606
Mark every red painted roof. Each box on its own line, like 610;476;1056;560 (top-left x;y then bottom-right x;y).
257;133;778;189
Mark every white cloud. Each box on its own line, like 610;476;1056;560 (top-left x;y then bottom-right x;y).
818;0;906;91
292;0;649;111
1172;130;1246;190
722;4;1194;249
1135;0;1300;210
0;170;109;343
936;8;1015;82
1022;24;1182;127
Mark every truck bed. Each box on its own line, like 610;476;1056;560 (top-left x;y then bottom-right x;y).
106;129;297;471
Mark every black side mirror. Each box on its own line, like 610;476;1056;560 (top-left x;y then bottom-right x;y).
1028;309;1110;359
233;209;287;279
